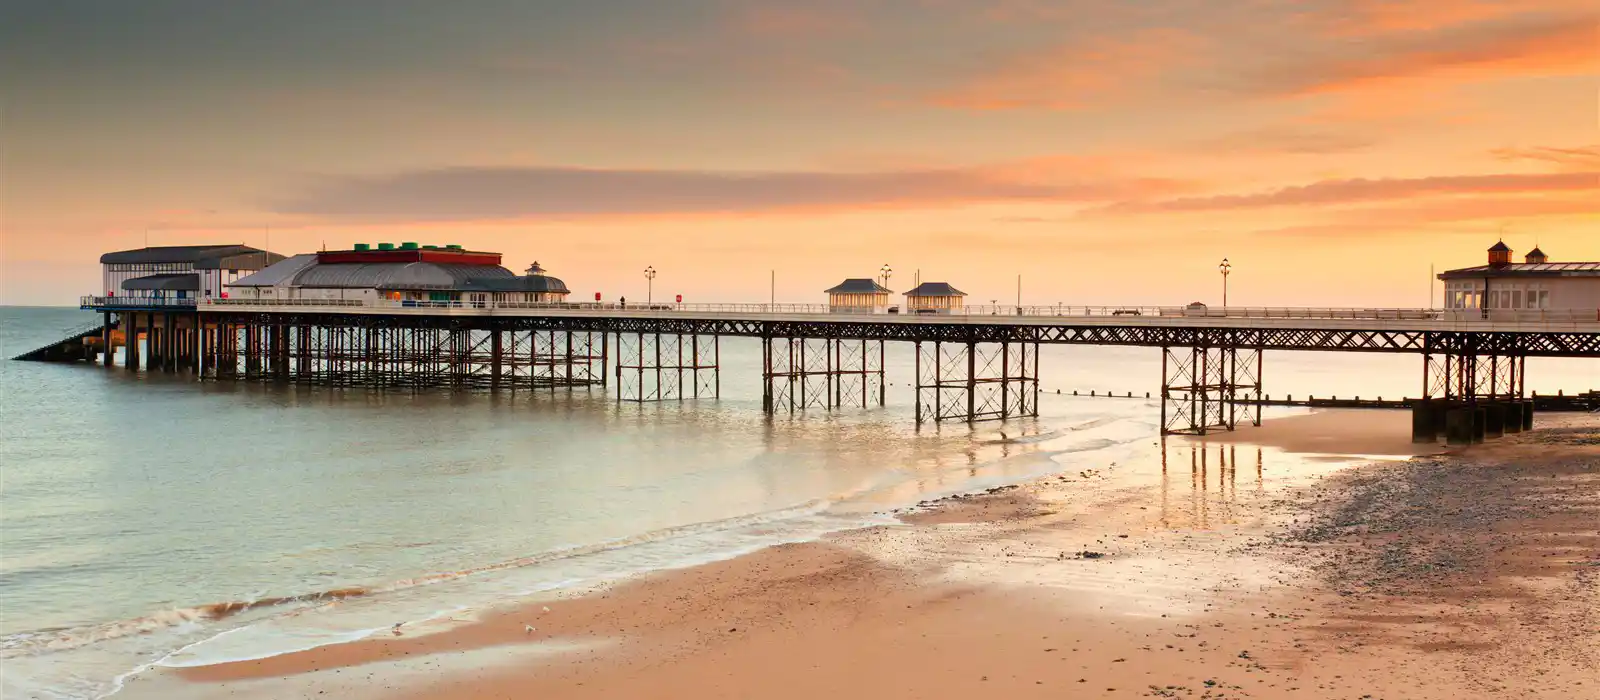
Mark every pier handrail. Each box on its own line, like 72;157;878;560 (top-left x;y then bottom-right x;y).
81;295;199;308
196;298;1600;326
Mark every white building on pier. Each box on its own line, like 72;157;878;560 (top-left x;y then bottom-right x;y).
1438;241;1599;314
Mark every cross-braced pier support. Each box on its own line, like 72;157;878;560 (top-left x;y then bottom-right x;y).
1413;351;1529;444
1159;345;1263;435
913;340;1039;423
761;337;885;414
614;332;718;402
207;320;606;391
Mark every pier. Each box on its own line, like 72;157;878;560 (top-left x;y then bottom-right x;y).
14;239;1594;444
64;296;1600;442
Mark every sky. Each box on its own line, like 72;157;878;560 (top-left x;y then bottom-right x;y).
1;0;1596;307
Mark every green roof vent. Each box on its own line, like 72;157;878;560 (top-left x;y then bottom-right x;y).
377;242;396;251
353;243;371;251
445;244;463;250
400;241;420;250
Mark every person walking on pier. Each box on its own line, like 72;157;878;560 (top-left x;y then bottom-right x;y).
620;296;627;309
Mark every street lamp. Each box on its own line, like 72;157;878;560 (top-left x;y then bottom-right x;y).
644;266;657;304
879;264;892;288
1218;258;1231;307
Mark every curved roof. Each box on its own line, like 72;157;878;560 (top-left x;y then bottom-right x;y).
293;262;516;290
462;276;571;294
122;273;200;291
825;278;892;294
905;282;966;297
101;244;279;267
230;254;319;287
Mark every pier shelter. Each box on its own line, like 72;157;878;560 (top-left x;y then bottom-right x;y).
101;244;282;301
824;278;893;313
1438;242;1600;315
228;244;570;305
903;282;966;314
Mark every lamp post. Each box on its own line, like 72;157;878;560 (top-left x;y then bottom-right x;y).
644;266;657;304
1218;258;1231;307
879;264;892;288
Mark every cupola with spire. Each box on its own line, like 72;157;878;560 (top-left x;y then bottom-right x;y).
1524;246;1548;264
1487;240;1512;266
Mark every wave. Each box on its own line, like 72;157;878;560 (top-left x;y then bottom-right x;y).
0;499;840;661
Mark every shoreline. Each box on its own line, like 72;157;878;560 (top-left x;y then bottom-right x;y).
119;409;1599;699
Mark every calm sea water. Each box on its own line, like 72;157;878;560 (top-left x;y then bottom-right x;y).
2;306;1594;699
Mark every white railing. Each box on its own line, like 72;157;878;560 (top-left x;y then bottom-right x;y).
195;297;1600;324
81;296;199;308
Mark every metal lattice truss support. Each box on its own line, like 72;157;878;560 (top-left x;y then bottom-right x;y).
1160;346;1264;436
761;337;885;413
1421;353;1525;401
913;340;1039;423
615;333;719;402
208;320;606;390
203;312;1600;358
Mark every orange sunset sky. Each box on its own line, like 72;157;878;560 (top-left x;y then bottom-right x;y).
1;0;1596;307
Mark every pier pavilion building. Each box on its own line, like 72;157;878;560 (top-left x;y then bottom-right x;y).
823;278;894;313
1439;242;1600;316
228;243;571;305
903;282;966;314
101;244;283;302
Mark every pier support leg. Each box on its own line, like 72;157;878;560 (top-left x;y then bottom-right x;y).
124;313;140;370
913;339;1039;423
144;313;157;371
102;313;114;367
762;337;883;414
617;332;716;402
491;329;504;391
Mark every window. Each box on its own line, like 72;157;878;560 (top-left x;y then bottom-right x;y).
1511;290;1522;309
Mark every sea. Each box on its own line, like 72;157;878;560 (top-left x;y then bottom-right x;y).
2;305;1595;699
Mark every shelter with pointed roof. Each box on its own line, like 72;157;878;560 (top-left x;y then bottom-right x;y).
100;244;284;301
824;278;893;313
1438;241;1599;314
904;282;966;314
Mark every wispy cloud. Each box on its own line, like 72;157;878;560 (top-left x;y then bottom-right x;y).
925;28;1200;110
1187;127;1378;155
1099;172;1599;214
1246;12;1597;97
270;164;1187;222
1490;144;1600;170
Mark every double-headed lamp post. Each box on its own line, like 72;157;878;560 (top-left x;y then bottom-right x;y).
879;264;892;288
644;266;657;304
1218;258;1232;307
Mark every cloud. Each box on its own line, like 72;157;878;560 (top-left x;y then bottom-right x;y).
925;28;1199;110
1490;145;1600;170
1247;12;1598;97
1308;0;1579;35
1099;172;1599;214
270;164;1186;222
1188;127;1378;155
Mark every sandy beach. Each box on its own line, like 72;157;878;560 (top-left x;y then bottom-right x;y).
127;409;1600;699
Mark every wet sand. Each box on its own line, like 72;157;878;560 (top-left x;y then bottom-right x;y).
133;410;1600;699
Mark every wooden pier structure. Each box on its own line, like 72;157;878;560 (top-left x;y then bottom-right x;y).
57;298;1600;442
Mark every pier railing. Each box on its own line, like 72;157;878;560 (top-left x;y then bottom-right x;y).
197;298;1600;325
81;296;199;309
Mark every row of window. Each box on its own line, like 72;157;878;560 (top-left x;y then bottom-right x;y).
1443;281;1551;310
